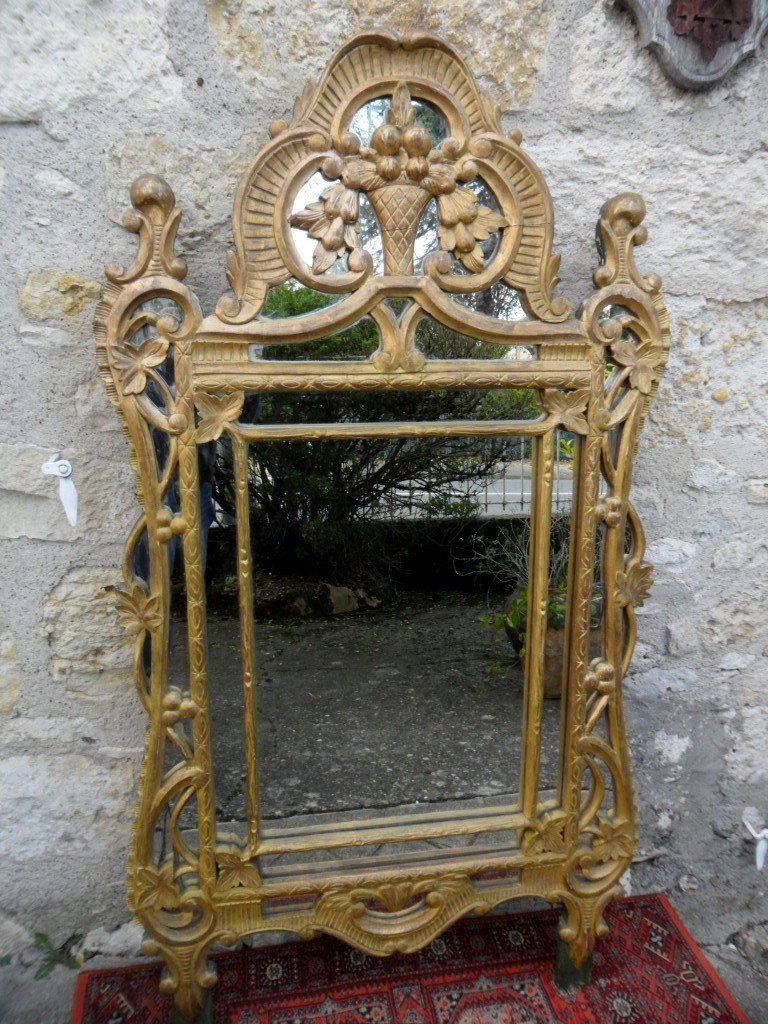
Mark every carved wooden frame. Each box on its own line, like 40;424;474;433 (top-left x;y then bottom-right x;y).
94;30;670;1021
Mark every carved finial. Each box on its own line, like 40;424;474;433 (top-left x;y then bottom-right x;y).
106;174;187;285
129;173;176;217
593;192;661;294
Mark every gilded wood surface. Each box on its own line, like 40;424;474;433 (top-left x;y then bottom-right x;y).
94;30;669;1021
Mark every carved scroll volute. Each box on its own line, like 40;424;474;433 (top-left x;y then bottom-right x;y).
96;175;222;1024
106;174;188;285
315;875;480;955
551;192;670;975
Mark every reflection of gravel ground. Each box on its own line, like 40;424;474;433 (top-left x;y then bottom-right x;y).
169;591;565;822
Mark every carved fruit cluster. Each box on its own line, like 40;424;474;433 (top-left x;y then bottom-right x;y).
290;82;507;276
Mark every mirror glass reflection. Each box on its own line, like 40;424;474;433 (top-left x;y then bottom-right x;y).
181;388;582;839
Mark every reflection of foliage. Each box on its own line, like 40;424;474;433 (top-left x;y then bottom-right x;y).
505;591;568;636
558;436;574;459
213;284;538;582
422;494;481;519
469;513;601;644
501;587;602;661
468;512;574;599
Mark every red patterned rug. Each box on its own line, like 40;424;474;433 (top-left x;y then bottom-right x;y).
71;894;750;1024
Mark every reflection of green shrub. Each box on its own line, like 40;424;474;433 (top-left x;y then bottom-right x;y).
214;284;539;583
505;589;568;637
422;494;481;519
557;436;574;459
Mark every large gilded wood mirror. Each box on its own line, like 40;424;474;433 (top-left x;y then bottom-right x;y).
94;30;669;1022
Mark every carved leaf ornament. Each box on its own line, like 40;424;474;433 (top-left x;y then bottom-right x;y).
195;392;244;443
115;584;162;635
610;337;662;394
592;816;634;863
113;337;169;395
616;562;654;607
541;389;590;434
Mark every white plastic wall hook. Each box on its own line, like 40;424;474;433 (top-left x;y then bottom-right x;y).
41;453;77;527
744;819;768;871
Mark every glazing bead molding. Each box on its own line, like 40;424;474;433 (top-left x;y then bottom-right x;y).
94;30;670;1022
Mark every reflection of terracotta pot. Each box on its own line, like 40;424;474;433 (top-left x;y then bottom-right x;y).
504;592;601;700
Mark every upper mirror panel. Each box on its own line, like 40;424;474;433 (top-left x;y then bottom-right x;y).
348;96;449;149
288;84;508;281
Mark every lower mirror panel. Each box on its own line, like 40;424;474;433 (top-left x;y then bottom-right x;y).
190;425;583;866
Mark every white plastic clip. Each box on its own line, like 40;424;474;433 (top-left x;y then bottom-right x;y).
744;819;768;871
41;453;77;527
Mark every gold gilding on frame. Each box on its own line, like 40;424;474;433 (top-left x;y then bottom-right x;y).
94;30;669;1021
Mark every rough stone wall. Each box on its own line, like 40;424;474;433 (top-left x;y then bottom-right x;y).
0;0;766;1018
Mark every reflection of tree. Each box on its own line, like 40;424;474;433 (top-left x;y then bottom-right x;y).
213;284;538;580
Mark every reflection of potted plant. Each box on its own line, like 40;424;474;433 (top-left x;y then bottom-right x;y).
503;586;603;699
470;513;601;699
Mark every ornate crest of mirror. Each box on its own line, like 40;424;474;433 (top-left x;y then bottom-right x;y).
94;29;670;1023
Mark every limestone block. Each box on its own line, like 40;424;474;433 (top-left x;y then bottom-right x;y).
0;754;135;861
719;651;755;672
75;380;122;434
534;135;768;301
0;912;32;958
33;169;83;200
747;479;768;504
0;632;21;716
0;0;182;123
17;322;76;348
666;619;701;657
654;730;691;764
646;537;697;571
685;458;740;492
0;442;79;542
206;0;548;109
104;133;261;244
569;2;661;113
0;437;135;542
726;706;768;783
710;537;768;573
628;665;697;698
20;269;100;322
83;920;144;958
42;567;133;700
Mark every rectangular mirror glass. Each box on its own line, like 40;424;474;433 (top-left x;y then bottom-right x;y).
192;390;584;865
